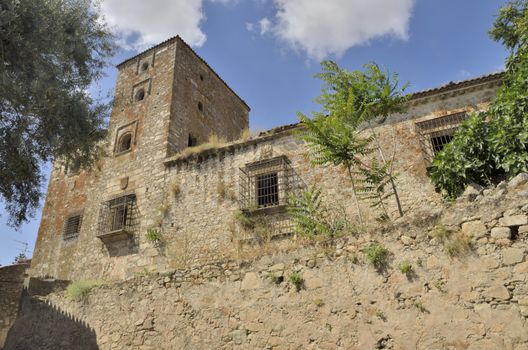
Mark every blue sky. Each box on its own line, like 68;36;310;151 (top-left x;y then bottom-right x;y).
0;0;509;265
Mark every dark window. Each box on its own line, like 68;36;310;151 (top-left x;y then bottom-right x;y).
239;156;305;211
415;112;468;163
141;62;149;71
430;132;454;155
188;133;197;147
256;173;279;207
63;214;82;239
199;74;204;81
117;133;132;153
198;101;203;112
135;88;145;101
99;194;137;233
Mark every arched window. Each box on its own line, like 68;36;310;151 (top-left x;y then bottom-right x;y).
135;88;145;102
117;133;132;153
141;62;149;72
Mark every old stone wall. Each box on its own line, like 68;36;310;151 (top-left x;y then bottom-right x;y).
6;177;528;350
30;36;250;281
29;74;500;282
167;38;250;155
0;263;28;348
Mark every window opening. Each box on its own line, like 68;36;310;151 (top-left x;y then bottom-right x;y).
98;194;138;235
117;133;132;153
135;88;145;101
63;214;82;240
188;133;198;147
430;132;454;155
415;112;468;164
198;101;203;112
141;62;149;72
199;74;204;81
239;155;304;210
256;172;279;207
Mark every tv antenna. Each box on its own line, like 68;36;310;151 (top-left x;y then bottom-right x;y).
13;239;29;256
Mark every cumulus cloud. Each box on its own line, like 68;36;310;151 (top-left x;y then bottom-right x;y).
101;0;235;50
266;0;416;60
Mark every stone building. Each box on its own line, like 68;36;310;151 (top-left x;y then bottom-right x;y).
29;36;502;281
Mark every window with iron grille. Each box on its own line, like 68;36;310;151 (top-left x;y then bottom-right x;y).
239;155;304;211
63;213;82;240
98;194;138;235
415;112;469;164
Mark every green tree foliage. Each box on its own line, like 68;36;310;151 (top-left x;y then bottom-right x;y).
0;0;115;227
287;185;351;238
356;157;395;221
430;0;528;198
299;61;408;221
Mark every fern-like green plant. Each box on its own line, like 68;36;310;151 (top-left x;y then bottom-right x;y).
298;113;372;224
298;61;408;222
288;186;331;237
288;186;351;238
356;157;395;220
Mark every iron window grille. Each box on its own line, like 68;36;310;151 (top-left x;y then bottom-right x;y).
98;194;138;235
415;112;469;164
239;155;304;211
63;213;83;240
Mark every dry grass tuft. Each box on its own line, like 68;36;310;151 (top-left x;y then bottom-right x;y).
177;134;227;159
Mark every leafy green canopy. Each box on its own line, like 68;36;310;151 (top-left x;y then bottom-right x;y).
0;0;115;227
298;61;408;221
430;0;528;198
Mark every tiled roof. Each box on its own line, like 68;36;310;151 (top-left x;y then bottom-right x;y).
409;72;504;99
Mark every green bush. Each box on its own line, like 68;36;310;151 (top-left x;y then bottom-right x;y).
288;186;351;238
363;243;390;271
66;280;103;302
289;272;304;292
145;228;162;244
397;261;413;276
429;1;528;198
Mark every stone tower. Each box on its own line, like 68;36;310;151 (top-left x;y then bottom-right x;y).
30;36;250;279
111;35;250;157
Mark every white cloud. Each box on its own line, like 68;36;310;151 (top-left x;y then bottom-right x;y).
101;0;236;51
246;22;256;32
259;17;272;35
266;0;415;60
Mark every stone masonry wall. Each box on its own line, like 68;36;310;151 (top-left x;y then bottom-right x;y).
29;74;500;282
167;38;250;155
6;176;528;350
0;263;28;349
30;37;250;281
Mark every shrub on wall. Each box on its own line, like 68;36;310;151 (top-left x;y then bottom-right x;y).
66;280;103;302
429;0;528;198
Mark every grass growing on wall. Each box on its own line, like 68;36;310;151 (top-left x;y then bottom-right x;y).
176;134;227;159
66;280;104;302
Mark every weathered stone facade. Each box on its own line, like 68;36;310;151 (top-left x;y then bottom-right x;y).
5;177;528;349
0;263;28;348
29;36;502;282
